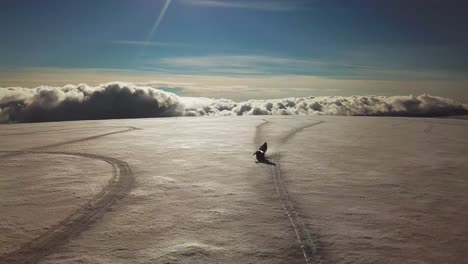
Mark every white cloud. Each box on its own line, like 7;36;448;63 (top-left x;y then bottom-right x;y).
0;82;183;123
112;40;190;47
162;55;457;80
181;0;299;11
1;67;467;103
160;55;307;68
1;81;467;123
156;55;324;75
182;94;468;117
154;54;468;81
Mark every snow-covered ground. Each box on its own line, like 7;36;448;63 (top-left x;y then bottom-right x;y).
0;116;467;263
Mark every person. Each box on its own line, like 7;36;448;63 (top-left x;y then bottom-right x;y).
253;142;268;162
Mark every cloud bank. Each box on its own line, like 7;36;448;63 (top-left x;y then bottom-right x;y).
1;82;467;123
0;83;182;123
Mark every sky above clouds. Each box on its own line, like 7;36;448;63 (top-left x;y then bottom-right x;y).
1;0;467;101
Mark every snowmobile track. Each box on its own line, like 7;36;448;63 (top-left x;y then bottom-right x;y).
0;126;138;159
0;151;134;264
255;119;325;264
0;126;138;264
0;125;138;137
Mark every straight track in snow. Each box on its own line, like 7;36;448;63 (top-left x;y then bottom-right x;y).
255;120;325;264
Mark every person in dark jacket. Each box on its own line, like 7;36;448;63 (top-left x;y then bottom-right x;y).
253;142;268;162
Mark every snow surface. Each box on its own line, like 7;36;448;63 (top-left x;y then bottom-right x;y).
0;116;467;263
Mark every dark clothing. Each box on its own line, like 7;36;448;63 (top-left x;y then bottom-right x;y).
253;142;268;162
254;150;265;161
253;142;276;166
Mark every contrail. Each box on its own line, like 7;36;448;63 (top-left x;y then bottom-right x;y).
145;0;172;45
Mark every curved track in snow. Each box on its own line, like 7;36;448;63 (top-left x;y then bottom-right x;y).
255;120;325;264
0;127;137;264
0;126;138;159
0;125;138;137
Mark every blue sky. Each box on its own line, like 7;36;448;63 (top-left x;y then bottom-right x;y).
1;0;467;100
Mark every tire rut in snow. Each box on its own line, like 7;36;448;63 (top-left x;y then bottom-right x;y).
255;119;325;264
0;126;139;159
0;126;138;263
0;151;134;264
0;125;138;137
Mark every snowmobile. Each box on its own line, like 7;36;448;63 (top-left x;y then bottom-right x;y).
253;142;268;163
